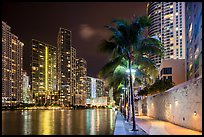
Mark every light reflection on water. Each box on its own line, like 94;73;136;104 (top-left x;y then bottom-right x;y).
2;109;116;135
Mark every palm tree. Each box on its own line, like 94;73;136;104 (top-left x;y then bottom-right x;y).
99;57;136;121
98;16;164;131
102;58;129;118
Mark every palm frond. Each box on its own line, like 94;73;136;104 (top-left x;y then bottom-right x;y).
98;56;122;78
97;39;117;54
139;37;164;57
133;55;156;70
138;16;151;28
112;19;130;44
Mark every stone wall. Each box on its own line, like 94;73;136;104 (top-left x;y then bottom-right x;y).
136;77;202;132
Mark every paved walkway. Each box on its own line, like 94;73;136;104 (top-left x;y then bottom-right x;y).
114;111;148;135
136;116;202;135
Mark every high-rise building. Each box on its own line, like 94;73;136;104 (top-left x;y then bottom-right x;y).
96;79;105;97
31;39;58;105
86;76;92;104
57;28;76;106
185;2;202;81
22;71;33;104
147;2;186;68
2;21;24;106
108;87;114;106
86;76;105;105
147;2;162;39
76;58;87;106
22;71;30;103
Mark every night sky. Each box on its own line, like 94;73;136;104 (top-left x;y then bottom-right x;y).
2;2;147;77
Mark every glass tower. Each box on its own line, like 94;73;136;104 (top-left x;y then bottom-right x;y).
57;28;76;106
31;39;57;105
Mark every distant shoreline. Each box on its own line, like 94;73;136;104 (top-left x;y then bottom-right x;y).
2;106;112;111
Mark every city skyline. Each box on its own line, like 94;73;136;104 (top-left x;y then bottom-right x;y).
2;2;147;77
2;2;202;135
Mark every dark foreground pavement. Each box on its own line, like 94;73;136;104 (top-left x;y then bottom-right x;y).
114;111;148;135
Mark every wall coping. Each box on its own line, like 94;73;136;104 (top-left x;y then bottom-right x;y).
141;76;202;100
164;76;202;93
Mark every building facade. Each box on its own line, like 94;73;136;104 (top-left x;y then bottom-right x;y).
86;76;92;104
185;2;202;81
31;39;58;105
86;76;105;105
147;2;186;68
2;21;24;106
76;58;87;106
22;71;32;104
57;28;77;106
158;59;185;85
96;79;105;97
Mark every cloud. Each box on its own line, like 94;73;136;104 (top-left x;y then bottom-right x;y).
79;24;109;40
79;24;96;40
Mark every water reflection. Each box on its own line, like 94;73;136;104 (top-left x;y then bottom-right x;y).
39;110;54;135
22;110;32;135
2;109;116;135
90;109;95;134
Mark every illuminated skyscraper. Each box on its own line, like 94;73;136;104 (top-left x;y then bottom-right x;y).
86;76;92;104
31;39;58;105
86;76;105;105
57;28;76;106
2;21;24;106
22;71;29;103
76;58;87;106
185;2;202;80
96;79;105;97
147;2;186;68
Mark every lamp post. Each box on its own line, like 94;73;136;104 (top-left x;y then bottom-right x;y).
120;94;123;113
122;86;127;119
127;84;130;122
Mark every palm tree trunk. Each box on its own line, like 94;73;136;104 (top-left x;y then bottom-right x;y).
127;85;130;122
123;79;127;119
128;57;137;131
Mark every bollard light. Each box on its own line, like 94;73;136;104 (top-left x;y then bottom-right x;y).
194;111;197;116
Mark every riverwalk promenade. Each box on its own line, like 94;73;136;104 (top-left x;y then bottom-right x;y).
114;111;202;135
114;111;148;135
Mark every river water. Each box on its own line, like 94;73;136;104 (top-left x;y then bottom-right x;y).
2;108;116;135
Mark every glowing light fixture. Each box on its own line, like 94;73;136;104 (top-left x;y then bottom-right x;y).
194;111;197;116
175;100;178;106
125;69;136;73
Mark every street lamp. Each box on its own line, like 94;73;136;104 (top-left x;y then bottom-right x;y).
125;69;136;73
122;87;127;119
120;94;124;113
